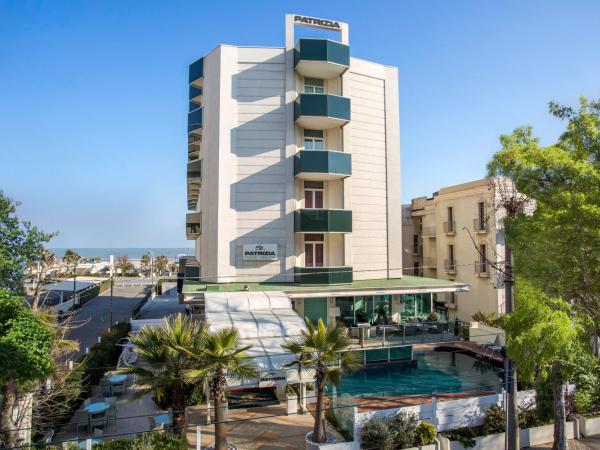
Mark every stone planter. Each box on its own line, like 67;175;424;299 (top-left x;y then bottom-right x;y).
305;431;337;450
287;394;298;415
577;415;600;437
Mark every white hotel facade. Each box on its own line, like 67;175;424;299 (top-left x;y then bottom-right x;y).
183;14;467;327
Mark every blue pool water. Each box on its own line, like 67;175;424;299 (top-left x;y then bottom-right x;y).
337;350;502;398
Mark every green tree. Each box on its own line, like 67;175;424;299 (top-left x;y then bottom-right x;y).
122;314;205;435
0;289;54;447
140;254;151;276
282;319;361;444
503;280;580;450
0;191;55;294
114;255;134;276
62;249;81;267
182;327;258;450
488;97;600;343
155;255;168;276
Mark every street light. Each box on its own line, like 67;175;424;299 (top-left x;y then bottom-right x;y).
109;254;114;328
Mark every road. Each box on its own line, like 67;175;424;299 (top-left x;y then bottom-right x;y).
65;284;148;359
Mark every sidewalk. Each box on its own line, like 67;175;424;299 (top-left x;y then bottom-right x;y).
531;435;600;449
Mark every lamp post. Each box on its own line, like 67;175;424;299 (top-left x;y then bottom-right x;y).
109;255;114;327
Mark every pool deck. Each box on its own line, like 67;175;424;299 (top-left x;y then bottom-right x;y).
413;341;505;365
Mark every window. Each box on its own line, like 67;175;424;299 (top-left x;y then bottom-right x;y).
479;244;487;273
447;207;454;232
478;201;486;230
412;234;420;254
414;262;422;277
305;233;324;267
304;78;325;94
304;130;324;151
304;181;324;209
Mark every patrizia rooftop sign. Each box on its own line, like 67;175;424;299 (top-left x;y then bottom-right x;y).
293;14;341;30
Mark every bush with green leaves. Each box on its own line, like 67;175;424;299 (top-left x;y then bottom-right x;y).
480;405;505;435
444;427;476;448
93;432;187;449
392;412;419;448
414;421;437;446
360;415;396;450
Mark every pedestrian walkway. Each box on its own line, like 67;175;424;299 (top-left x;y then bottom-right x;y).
530;435;600;449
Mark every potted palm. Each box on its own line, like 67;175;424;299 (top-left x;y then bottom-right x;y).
182;327;258;450
282;318;361;449
122;314;205;436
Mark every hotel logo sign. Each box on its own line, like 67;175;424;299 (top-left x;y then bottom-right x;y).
259;370;287;388
293;14;341;31
242;244;278;261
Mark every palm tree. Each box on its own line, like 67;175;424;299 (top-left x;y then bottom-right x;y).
114;255;134;276
121;314;206;435
282;319;361;444
154;255;168;276
182;328;258;450
140;254;151;276
31;249;56;310
62;249;80;266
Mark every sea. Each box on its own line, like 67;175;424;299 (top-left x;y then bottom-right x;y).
50;248;195;261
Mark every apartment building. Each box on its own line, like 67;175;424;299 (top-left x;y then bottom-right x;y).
403;179;507;322
183;14;467;327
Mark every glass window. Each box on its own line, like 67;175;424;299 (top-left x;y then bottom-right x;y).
304;78;325;94
304;130;324;151
335;297;354;326
304;181;324;209
305;234;324;268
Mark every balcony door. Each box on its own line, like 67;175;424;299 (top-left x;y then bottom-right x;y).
304;181;324;209
305;233;324;267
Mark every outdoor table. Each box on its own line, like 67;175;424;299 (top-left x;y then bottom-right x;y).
78;438;101;449
154;413;173;427
108;374;126;384
84;402;109;414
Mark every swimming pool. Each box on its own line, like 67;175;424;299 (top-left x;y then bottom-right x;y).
336;350;502;398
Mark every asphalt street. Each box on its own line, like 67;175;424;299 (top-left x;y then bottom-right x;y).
65;284;147;359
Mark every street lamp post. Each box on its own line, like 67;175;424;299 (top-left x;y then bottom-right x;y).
109;255;114;328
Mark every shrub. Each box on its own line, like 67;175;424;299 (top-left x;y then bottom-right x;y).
414;422;437;446
427;312;439;322
392;412;418;449
444;427;476;448
481;405;505;435
360;416;396;450
94;432;187;449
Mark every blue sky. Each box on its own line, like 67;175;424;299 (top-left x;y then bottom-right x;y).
1;0;598;248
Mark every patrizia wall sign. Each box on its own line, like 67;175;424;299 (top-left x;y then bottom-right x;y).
293;14;341;30
242;244;278;261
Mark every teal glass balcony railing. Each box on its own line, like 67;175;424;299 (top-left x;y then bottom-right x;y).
294;266;353;284
295;150;351;180
294;39;350;78
295;209;352;233
186;212;201;240
187;159;202;179
189;57;204;85
188;107;203;134
294;94;350;129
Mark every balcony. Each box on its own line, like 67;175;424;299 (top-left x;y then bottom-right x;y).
474;260;490;277
444;292;457;309
186;212;201;240
294;94;350;129
294;150;351;180
295;209;352;233
294;266;353;284
422;225;436;237
188;107;203;135
422;257;437;269
189;57;204;87
189;86;202;106
294;38;350;79
444;259;457;274
188;135;201;161
187;159;202;180
443;221;456;235
473;218;488;234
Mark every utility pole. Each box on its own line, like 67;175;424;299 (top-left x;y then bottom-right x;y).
504;231;519;450
72;262;77;306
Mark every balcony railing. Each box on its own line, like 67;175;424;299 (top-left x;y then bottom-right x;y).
473;218;488;233
186;212;201;240
294;266;353;284
294;94;351;130
444;292;457;308
443;221;456;235
294;38;350;79
189;57;204;86
474;260;490;277
444;259;457;273
294;150;351;179
188;107;203;135
294;209;352;233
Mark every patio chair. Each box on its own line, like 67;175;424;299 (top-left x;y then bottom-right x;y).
110;382;125;397
100;378;111;397
83;398;91;408
147;417;165;432
105;397;117;427
89;410;108;430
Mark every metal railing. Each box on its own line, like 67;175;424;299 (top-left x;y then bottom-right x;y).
443;221;456;234
473;218;488;233
444;259;457;273
346;320;467;347
474;260;489;276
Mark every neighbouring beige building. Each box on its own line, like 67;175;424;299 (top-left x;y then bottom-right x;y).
403;178;508;322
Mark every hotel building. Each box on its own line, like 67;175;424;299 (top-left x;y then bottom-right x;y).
403;178;508;322
183;14;468;330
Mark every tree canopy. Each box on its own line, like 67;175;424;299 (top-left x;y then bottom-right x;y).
0;191;54;294
488;98;600;328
